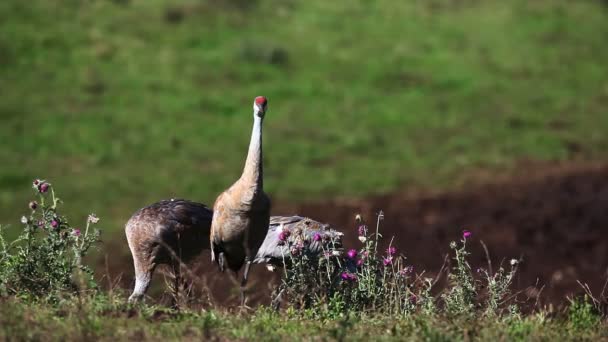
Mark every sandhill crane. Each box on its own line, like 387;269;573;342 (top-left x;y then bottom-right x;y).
210;96;271;304
125;199;343;302
255;216;344;266
125;199;213;303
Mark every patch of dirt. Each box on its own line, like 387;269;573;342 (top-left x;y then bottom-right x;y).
107;160;608;307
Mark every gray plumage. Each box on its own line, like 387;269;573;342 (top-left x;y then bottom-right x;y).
254;216;344;265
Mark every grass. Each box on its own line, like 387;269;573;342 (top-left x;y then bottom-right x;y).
1;297;606;341
1;0;608;234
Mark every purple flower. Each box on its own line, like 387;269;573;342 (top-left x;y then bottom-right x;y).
341;272;357;282
37;220;45;229
278;230;290;242
387;246;397;256
38;182;50;193
399;266;414;276
290;247;301;256
357;225;367;236
409;295;417;305
383;256;393;266
313;233;322;242
356;258;364;267
29;201;38;210
462;230;472;239
51;220;59;228
347;249;357;259
72;229;81;237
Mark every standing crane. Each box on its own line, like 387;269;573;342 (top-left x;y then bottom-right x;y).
210;96;271;305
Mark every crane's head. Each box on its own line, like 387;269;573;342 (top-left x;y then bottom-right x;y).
253;96;268;118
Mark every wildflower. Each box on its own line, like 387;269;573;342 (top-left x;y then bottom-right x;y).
39;182;50;193
358;236;367;243
356;258;364;267
21;216;28;224
357;225;367;236
347;249;357;259
51;220;59;228
290;247;301;256
399;266;414;277
341;272;357;282
387;246;397;256
510;259;518;266
462;230;472;239
33;179;40;186
72;229;81;237
409;295;417;305
383;256;393;266
331;250;341;257
37;220;45;229
313;232;322;242
29;201;38;210
278;230;290;242
87;214;100;224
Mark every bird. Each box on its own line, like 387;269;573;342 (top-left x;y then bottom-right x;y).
125;199;213;303
210;96;271;305
125;199;343;303
254;216;344;266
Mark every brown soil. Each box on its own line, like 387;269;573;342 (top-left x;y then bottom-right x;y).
105;160;608;307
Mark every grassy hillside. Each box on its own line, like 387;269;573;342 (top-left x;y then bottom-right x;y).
1;0;607;232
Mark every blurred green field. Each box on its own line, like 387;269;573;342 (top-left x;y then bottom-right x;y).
1;0;607;232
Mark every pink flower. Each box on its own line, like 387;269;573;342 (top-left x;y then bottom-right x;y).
313;233;322;242
278;230;290;242
347;249;357;259
341;272;357;282
462;230;472;239
399;266;414;277
356;258;364;267
72;229;81;237
387;246;397;256
51;220;59;228
383;256;393;266
357;225;367;236
38;182;50;193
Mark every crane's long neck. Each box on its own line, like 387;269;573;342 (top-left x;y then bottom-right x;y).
241;116;263;189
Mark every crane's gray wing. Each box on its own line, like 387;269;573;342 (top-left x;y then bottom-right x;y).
253;216;344;265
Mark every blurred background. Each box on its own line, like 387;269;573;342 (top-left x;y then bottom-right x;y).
1;0;607;304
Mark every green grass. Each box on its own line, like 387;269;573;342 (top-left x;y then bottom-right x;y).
1;297;606;341
1;0;608;233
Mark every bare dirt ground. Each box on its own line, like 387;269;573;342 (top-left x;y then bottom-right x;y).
105;161;608;307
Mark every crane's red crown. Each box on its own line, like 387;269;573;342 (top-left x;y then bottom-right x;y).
255;96;268;107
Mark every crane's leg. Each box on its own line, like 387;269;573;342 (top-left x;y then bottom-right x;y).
171;261;181;309
240;257;252;307
218;251;225;272
129;260;157;303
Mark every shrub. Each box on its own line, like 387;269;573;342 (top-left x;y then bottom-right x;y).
275;212;520;319
0;179;101;301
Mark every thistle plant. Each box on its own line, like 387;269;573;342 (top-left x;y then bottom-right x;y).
442;231;477;316
0;180;101;301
